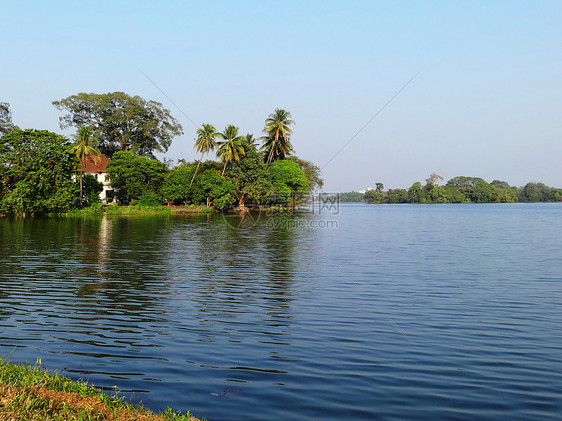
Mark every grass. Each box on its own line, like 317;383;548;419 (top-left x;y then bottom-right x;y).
0;357;201;421
105;204;172;215
64;204;217;217
170;205;216;215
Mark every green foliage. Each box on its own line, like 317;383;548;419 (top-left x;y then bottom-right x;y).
0;129;78;215
217;125;245;175
339;191;365;202
191;169;235;207
53;92;183;158
71;125;102;206
105;151;168;200
359;175;534;204
261;108;295;164
408;182;428;203
519;182;558;202
364;190;385;204
162;164;196;204
429;185;466;203
191;123;218;185
491;179;511;189
161;161;230;207
288;156;324;192
69;201;105;215
194;123;218;156
103;204;171;215
446;176;499;203
267;160;309;204
138;191;162;206
489;180;517;203
213;193;235;210
81;174;103;205
71;125;100;162
224;137;273;207
496;187;517;203
386;188;409;203
105;203;120;214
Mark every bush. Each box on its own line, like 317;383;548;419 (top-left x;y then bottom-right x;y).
138;192;162;206
106;203;120;214
213;194;235;210
80;174;103;206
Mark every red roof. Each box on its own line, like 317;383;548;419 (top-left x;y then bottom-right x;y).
81;154;110;172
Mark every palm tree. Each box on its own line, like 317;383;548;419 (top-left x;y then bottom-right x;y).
71;126;101;206
244;133;256;147
217;125;245;175
261;108;295;164
190;123;218;186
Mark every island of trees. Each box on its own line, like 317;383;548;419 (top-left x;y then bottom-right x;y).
0;94;323;217
341;173;562;204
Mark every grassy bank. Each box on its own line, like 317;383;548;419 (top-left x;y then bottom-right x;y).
0;358;201;421
65;204;216;217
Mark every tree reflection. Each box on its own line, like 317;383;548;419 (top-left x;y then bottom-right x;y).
183;212;317;330
73;216;174;316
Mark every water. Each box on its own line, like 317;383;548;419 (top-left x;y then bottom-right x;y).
1;203;561;420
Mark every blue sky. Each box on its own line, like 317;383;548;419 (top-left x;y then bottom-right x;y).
1;0;561;191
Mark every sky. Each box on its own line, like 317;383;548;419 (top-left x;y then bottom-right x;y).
1;0;561;192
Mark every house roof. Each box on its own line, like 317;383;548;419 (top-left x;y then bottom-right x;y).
81;154;110;172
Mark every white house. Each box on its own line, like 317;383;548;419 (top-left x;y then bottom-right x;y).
81;154;113;203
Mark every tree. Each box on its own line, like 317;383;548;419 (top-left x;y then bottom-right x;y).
408;182;428;203
224;137;273;209
364;189;385;204
496;186;517;203
339;191;365;202
519;182;556;202
243;133;257;147
161;164;196;205
446;176;499;203
191;123;218;186
217;125;245;175
71;126;101;207
80;174;104;205
105;151;168;201
429;185;465;203
0;129;78;215
0;102;18;136
386;189;408;203
375;183;384;193
490;180;511;189
261;108;295;164
267;160;309;206
191;169;235;208
425;172;444;188
53;92;183;158
288;156;324;192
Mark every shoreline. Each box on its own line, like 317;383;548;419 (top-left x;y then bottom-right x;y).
0;359;201;421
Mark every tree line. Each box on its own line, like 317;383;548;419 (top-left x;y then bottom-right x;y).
341;173;562;204
0;94;322;216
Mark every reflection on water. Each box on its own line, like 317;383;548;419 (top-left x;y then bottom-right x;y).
1;205;562;420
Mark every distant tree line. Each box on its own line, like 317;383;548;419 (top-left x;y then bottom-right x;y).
0;96;322;216
340;173;562;204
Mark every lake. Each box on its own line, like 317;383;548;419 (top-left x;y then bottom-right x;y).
1;203;561;420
